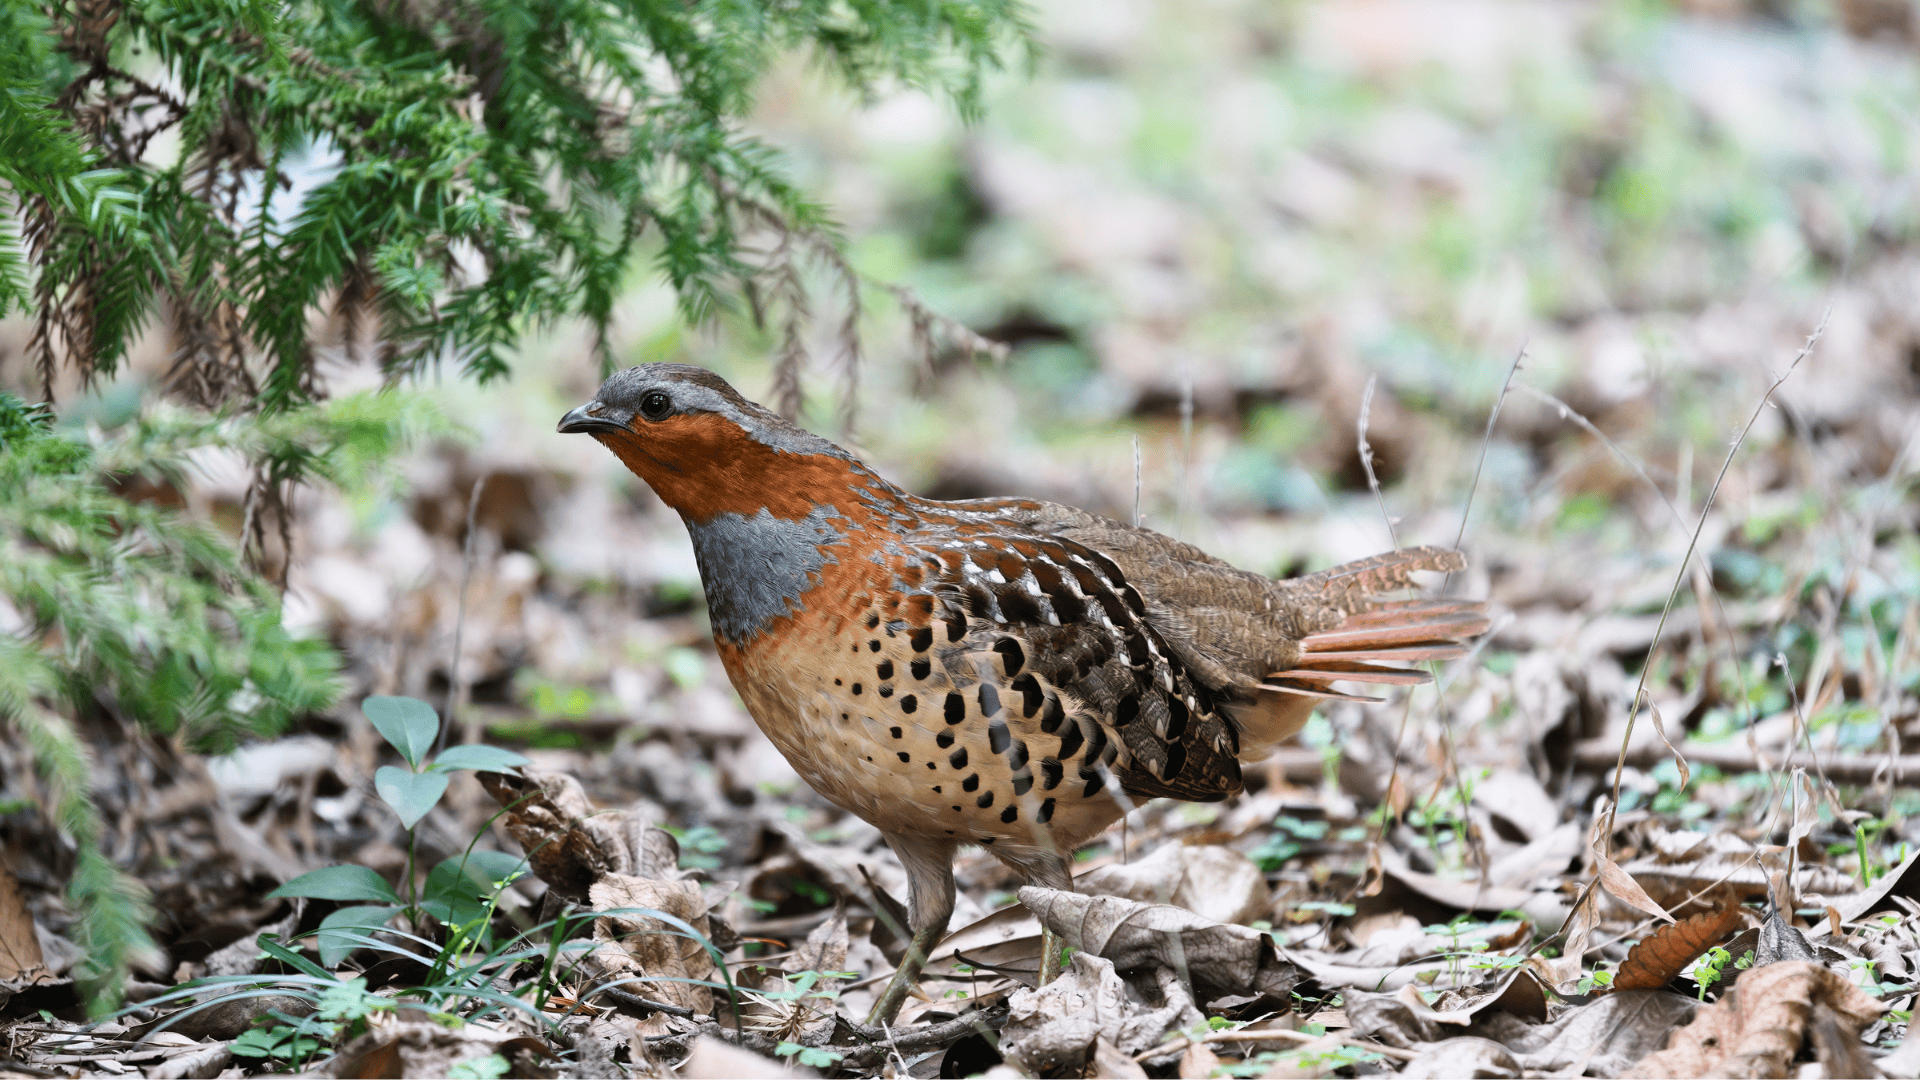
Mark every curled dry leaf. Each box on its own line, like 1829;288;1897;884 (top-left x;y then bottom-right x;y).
1470;992;1700;1078
480;767;677;902
1622;960;1884;1079
589;873;720;1016
323;1019;557;1079
1396;1036;1522;1080
1075;842;1272;927
1611;901;1742;992
998;951;1202;1076
1016;885;1302;1003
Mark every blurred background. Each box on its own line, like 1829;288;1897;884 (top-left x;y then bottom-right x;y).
5;0;1918;914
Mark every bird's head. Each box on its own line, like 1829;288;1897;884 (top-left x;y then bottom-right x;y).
559;363;858;521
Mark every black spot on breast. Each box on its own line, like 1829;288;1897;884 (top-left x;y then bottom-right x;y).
978;683;1001;717
879;685;893;698
1114;695;1139;727
952;805;962;812
865;613;879;629
834;678;843;686
945;693;965;725
1040;759;1064;789
927;761;936;769
897;752;911;763
979;836;995;845
876;660;894;680
1083;724;1107;766
1000;805;1018;823
1040;695;1065;734
1012;772;1032;796
992;638;1025;677
1037;798;1055;823
890;726;902;739
901;694;918;713
988;719;1010;754
1165;696;1189;741
962;773;979;792
1081;768;1105;797
869;639;882;652
1159;743;1186;779
1057;721;1084;761
933;785;942;793
950;747;968;769
977;790;995;808
947;611;968;641
1012;674;1042;717
1007;740;1029;771
910;627;933;652
910;658;931;680
937;730;955;749
852;683;863;695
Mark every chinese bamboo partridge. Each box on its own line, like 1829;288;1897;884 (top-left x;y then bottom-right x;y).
560;364;1489;1023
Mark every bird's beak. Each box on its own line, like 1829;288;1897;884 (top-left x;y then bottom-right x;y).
557;402;629;435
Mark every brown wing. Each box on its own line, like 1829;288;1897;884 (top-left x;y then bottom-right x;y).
897;512;1248;804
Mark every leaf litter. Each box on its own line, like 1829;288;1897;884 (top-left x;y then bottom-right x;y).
7;1;1920;1077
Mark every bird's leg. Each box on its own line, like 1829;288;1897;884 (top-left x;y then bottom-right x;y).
867;834;956;1027
1023;851;1073;987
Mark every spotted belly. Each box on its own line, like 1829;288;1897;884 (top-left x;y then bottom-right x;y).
716;595;1130;859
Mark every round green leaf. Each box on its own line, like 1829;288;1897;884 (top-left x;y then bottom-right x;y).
430;745;530;774
268;865;399;904
362;695;440;767
375;765;449;829
315;905;401;967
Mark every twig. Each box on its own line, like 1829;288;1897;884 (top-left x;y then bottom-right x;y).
1572;737;1920;784
439;472;488;757
1604;311;1827;854
588;983;697;1019
1355;374;1398;550
1451;342;1527;561
835;1006;1008;1071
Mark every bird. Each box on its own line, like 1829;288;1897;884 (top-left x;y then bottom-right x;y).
559;363;1489;1024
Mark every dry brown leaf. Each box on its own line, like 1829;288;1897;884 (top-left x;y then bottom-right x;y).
1396;1036;1521;1079
1593;842;1676;925
1622;960;1884;1078
999;951;1203;1076
0;863;47;983
1470;991;1701;1076
589;873;719;1015
1179;1039;1223;1078
1611;901;1742;992
1076;842;1272;927
479;767;658;902
322;1020;557;1078
1016;885;1302;1002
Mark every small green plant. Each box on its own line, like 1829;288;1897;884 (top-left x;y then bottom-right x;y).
1250;815;1330;871
666;825;730;871
232;976;393;1071
269;695;531;966
774;1043;845;1070
1688;946;1733;999
1578;968;1615;994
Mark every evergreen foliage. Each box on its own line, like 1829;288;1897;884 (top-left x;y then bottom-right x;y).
0;0;1030;411
0;391;441;1009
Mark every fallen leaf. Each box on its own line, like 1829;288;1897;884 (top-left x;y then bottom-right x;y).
1016;886;1302;1003
1612;901;1742;991
999;952;1203;1076
1622;960;1884;1078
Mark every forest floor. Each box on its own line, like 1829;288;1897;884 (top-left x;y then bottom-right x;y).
4;0;1920;1077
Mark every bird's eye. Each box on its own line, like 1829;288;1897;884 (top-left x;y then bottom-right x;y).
638;390;672;421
